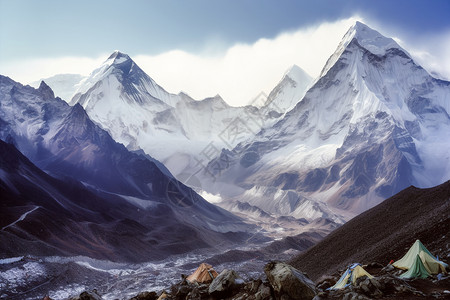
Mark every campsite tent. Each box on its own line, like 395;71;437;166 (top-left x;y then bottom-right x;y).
329;263;374;290
186;263;218;284
393;240;448;276
400;255;430;279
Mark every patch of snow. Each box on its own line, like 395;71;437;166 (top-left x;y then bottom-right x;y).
199;190;222;204
119;195;159;210
48;285;86;300
1;206;39;231
0;256;24;264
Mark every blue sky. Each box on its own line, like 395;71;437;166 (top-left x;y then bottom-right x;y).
1;0;450;105
1;0;449;59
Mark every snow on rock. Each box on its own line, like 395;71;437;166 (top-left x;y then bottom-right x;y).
200;21;450;220
0;262;46;291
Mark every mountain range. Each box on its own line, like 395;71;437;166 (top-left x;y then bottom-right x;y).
2;20;449;263
47;52;311;180
0;76;253;262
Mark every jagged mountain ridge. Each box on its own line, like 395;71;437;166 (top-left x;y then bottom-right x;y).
0;76;254;261
67;52;312;177
201;21;450;220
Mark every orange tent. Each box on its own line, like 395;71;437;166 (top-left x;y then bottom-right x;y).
186;263;218;283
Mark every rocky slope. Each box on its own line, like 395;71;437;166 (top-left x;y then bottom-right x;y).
290;180;450;282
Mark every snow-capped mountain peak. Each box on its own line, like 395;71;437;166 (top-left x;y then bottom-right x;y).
263;64;313;113
283;64;311;83
107;50;132;63
202;21;450;221
351;21;401;56
71;50;180;108
320;21;406;78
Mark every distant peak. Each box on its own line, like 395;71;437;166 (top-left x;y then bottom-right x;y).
284;65;312;82
38;80;55;100
107;50;131;64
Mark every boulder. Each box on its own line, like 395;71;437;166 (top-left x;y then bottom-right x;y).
186;284;210;299
342;291;371;300
129;291;158;300
264;261;316;300
254;282;273;300
354;276;383;298
208;269;244;298
73;290;102;300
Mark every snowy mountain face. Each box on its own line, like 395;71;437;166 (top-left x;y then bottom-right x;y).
201;21;450;220
0;76;254;260
68;51;308;178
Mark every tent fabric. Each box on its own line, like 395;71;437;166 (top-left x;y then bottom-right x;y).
419;251;447;274
329;264;373;290
393;240;448;276
186;263;218;284
330;269;352;290
351;265;374;282
400;254;430;279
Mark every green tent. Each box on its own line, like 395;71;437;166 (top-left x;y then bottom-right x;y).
400;254;430;279
393;240;448;277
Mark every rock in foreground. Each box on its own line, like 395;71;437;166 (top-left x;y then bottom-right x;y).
264;261;316;300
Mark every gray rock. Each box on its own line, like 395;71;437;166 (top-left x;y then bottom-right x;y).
76;290;103;300
255;283;273;300
264;261;316;300
354;277;383;298
342;292;371;300
208;269;243;298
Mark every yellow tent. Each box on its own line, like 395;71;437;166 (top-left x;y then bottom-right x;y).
329;264;374;290
393;240;448;276
186;263;219;284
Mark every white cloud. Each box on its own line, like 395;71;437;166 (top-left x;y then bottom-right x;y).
134;17;360;106
0;56;105;84
1;16;449;107
398;31;450;81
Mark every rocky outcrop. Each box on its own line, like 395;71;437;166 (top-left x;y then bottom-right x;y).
208;269;244;298
264;261;316;300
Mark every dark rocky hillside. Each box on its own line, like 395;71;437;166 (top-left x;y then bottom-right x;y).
290;181;450;281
